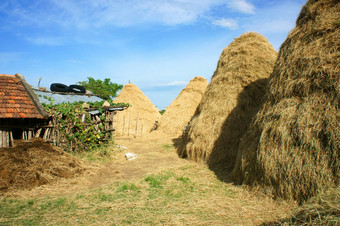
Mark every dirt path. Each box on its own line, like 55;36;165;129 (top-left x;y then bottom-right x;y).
2;136;296;225
86;136;190;188
7;135;191;198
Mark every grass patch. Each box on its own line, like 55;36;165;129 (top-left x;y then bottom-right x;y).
0;165;293;225
73;142;125;162
162;144;175;151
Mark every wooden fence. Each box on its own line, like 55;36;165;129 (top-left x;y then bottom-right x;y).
113;112;146;137
0;109;122;149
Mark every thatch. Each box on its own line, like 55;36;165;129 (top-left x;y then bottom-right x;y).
153;76;208;138
233;0;339;203
113;83;160;136
178;32;277;168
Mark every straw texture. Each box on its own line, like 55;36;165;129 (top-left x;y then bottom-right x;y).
178;32;277;169
233;0;339;203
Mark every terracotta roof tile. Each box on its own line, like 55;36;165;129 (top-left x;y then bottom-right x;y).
0;74;45;119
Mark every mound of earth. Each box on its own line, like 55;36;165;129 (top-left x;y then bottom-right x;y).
0;139;85;193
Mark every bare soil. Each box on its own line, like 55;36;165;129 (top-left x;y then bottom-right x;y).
0;136;190;198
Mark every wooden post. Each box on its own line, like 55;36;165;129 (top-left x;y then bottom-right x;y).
115;114;119;136
4;131;8;147
141;124;143;137
0;130;3;148
28;130;33;140
135;112;139;137
43;128;50;140
35;128;42;138
10;131;14;147
81;114;86;123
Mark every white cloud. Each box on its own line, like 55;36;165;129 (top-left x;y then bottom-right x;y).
2;0;255;29
227;0;255;14
212;18;238;29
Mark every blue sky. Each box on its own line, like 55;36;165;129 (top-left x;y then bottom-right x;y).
0;0;306;109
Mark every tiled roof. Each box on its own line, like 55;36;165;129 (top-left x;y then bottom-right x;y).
0;74;46;119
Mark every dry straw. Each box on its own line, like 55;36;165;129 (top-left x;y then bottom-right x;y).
233;0;339;204
113;83;160;136
153;76;208;138
178;32;277;168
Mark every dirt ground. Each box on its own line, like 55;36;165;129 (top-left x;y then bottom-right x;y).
0;135;191;198
0;136;298;225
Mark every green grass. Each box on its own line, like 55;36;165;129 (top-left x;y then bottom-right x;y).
0;143;295;225
72;142;125;162
0;166;246;225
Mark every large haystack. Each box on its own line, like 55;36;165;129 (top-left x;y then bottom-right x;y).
113;83;160;136
153;76;208;138
233;0;339;203
178;32;277;168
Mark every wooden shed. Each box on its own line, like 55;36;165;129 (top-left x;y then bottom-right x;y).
0;74;49;147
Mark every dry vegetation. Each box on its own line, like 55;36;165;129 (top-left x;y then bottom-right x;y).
0;138;295;225
178;32;277;169
0;0;339;225
233;0;339;204
113;83;161;136
152;76;208;138
0;139;86;193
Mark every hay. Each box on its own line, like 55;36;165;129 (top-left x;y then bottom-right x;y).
233;0;339;203
0;139;85;193
153;76;208;138
178;32;277;168
113;83;161;136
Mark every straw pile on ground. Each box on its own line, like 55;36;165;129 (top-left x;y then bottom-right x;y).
233;0;339;204
0;139;85;193
153;76;208;138
113;83;161;137
178;32;277;168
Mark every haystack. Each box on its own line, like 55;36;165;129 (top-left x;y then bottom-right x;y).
233;0;339;203
112;83;160;136
153;76;208;138
178;32;277;168
0;139;85;193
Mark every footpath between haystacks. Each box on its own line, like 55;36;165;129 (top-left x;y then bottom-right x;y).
0;136;295;225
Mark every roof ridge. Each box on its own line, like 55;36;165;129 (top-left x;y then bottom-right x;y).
15;74;49;119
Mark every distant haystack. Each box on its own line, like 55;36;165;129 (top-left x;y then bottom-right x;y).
153;76;208;138
113;83;160;136
178;32;277;168
234;0;339;203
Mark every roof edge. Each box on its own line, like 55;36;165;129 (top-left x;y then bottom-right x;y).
15;73;49;119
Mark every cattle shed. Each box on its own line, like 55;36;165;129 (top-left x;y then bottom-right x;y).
0;74;49;147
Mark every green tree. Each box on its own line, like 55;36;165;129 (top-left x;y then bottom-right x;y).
78;77;123;100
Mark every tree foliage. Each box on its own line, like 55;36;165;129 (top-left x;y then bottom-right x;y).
78;77;123;100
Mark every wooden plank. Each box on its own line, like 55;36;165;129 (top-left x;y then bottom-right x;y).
35;128;42;138
81;114;86;123
115;114;119;136
10;131;14;147
43;128;49;140
4;131;8;147
0;130;3;148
